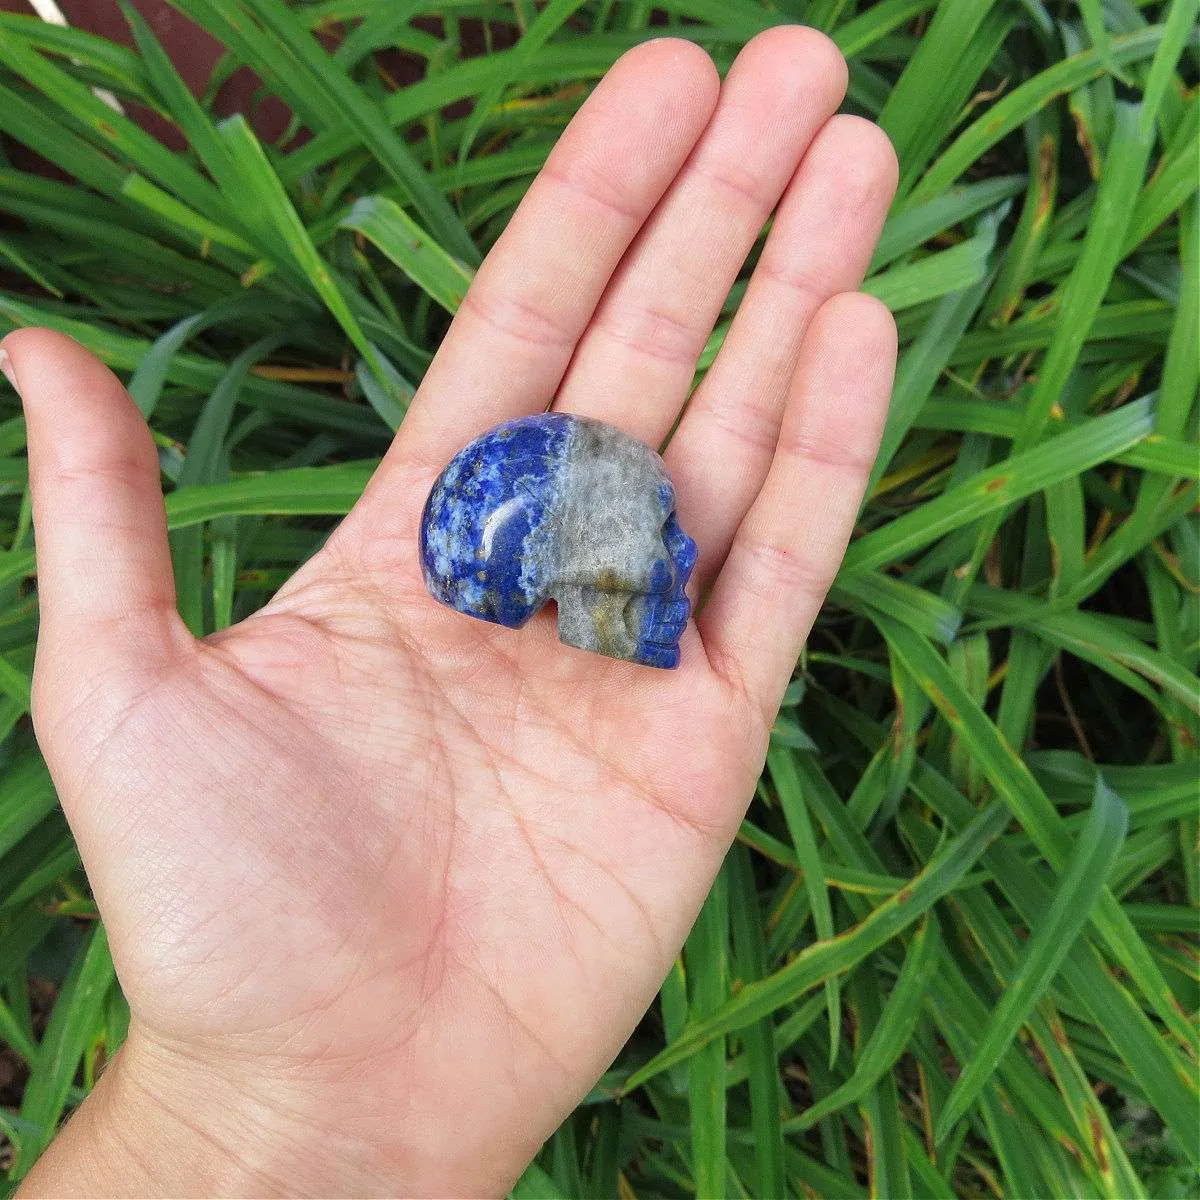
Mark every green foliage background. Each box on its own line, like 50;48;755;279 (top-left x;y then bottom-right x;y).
0;0;1197;1194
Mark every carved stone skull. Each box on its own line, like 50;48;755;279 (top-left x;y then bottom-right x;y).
420;413;697;668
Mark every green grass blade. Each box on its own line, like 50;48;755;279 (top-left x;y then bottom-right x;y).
767;745;841;1067
126;309;223;420
170;334;285;635
829;699;1200;1165
831;571;963;644
685;865;728;1200
864;228;996;311
621;803;1007;1092
909;26;1167;203
0;27;226;223
878;0;1004;197
13;924;115;1179
871;176;1024;271
510;1162;566;1200
850;965;914;1199
983;108;1061;324
456;0;587;167
869;256;997;490
845;397;1155;573
0;12;145;92
790;913;941;1131
1138;0;1200;138
1020;102;1155;445
0;651;31;711
342;195;474;314
164;461;375;529
968;590;1200;716
0;752;56;860
212;115;397;402
234;0;477;264
880;616;1198;1052
934;780;1129;1142
727;845;786;1200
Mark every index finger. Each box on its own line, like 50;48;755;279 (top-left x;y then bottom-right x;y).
351;39;719;538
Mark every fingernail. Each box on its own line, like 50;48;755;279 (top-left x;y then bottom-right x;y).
0;347;17;395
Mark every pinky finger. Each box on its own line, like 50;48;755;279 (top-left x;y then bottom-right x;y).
698;292;896;718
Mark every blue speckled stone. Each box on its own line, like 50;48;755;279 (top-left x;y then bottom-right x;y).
420;413;697;668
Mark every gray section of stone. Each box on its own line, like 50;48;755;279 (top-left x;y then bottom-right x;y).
554;585;635;660
547;418;673;663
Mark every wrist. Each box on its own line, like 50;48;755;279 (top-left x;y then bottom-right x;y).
19;1025;428;1198
20;1031;290;1196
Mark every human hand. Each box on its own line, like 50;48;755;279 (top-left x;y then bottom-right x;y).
8;26;897;1198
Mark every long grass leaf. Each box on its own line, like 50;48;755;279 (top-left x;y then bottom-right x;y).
768;746;841;1067
791;913;942;1130
685;867;728;1200
621;803;1007;1092
935;781;1129;1141
13;924;115;1178
342;195;474;313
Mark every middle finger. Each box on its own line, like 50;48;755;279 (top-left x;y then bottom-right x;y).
552;25;848;447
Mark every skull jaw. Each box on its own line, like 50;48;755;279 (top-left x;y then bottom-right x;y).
554;586;684;669
554;585;640;663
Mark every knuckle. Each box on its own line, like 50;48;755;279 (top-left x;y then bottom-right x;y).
593;299;710;367
460;284;579;352
779;425;878;475
740;534;836;602
539;161;643;223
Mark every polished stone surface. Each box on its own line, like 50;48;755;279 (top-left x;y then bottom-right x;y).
420;413;696;668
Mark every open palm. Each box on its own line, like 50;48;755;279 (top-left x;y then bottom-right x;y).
9;27;897;1198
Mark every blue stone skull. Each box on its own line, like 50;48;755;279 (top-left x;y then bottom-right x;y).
420;413;697;668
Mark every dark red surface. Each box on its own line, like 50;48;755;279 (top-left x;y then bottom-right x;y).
0;0;293;142
0;1;517;144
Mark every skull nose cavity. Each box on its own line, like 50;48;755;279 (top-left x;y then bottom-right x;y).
420;413;697;669
665;517;698;586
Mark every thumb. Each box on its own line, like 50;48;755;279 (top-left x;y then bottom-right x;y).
1;329;188;737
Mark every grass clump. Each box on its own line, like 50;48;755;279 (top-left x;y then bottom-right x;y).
0;1;1197;1195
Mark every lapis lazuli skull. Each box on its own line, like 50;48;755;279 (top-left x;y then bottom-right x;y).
420;413;697;668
